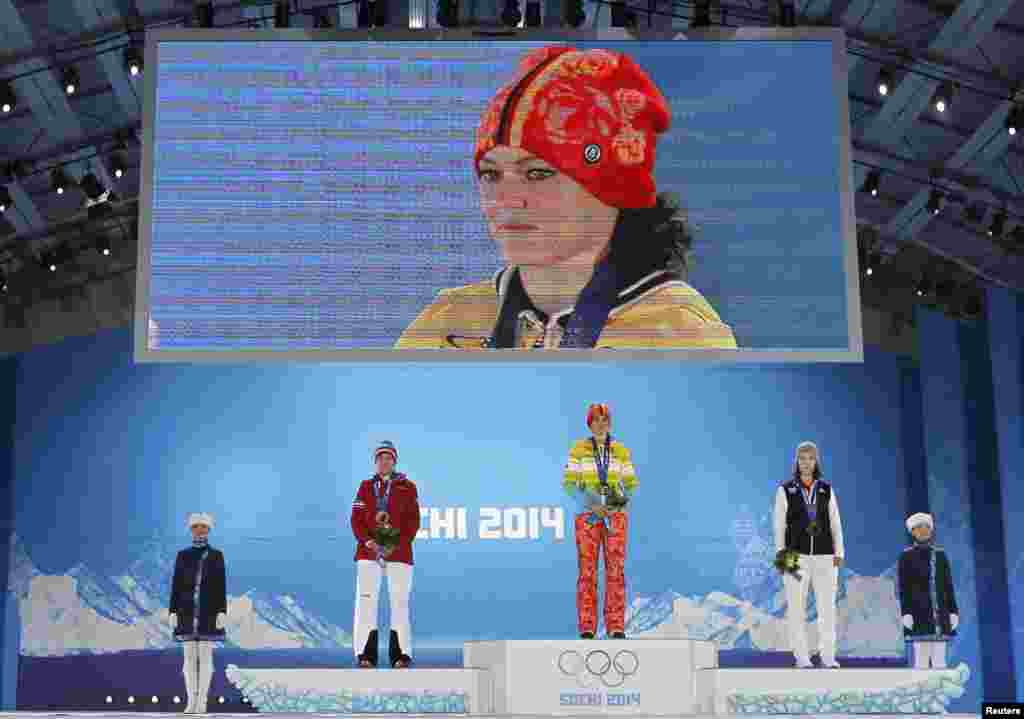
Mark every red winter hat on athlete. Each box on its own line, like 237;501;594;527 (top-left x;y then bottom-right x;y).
586;403;611;427
474;46;671;209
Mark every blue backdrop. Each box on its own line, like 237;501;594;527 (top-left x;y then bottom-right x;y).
6;304;1024;709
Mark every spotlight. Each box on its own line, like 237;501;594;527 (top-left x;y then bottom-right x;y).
219;697;226;704
51;168;71;196
524;0;541;25
862;170;880;197
105;697;112;704
151;696;159;704
80;172;106;201
926;189;943;215
863;251;880;278
988;211;1006;238
274;0;290;27
1007;105;1021;136
0;81;15;114
128;696;135;704
61;66;80;96
933;83;952;114
0;186;11;213
915;275;932;298
97;236;112;257
173;697;180;704
691;0;711;27
876;68;892;97
110;152;127;180
124;47;143;77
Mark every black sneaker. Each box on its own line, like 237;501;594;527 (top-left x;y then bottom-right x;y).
393;654;412;668
610;632;626;639
580;632;595;639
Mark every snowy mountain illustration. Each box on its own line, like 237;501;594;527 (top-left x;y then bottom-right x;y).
7;534;351;656
624;505;905;656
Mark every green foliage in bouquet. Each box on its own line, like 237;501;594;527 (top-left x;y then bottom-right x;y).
774;549;803;580
374;525;401;550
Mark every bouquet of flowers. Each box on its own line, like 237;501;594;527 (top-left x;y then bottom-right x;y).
774;549;803;580
373;511;401;561
601;483;630;510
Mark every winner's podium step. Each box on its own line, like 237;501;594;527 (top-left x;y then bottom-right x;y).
225;665;490;713
697;664;971;715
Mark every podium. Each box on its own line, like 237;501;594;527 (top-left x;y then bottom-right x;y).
464;639;717;714
224;665;491;713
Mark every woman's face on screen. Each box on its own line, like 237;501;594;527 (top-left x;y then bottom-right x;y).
477;146;618;267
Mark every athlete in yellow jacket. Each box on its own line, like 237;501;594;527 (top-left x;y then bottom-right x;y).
563;404;638;638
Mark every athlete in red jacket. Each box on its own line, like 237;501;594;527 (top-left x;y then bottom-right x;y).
351;441;421;667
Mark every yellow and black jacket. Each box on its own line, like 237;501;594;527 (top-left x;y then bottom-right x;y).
395;266;737;350
562;438;638;514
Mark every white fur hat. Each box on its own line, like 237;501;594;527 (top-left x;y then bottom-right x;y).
795;441;819;458
186;512;215;529
906;512;933;532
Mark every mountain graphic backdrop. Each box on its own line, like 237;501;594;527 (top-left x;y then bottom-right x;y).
6;534;352;656
8;516;903;657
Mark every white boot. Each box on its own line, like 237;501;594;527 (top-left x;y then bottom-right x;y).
183;642;199;713
196;642;215;713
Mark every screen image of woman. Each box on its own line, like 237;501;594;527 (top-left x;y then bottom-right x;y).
395;45;738;351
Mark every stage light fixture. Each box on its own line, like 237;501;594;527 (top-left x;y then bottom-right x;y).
124;47;143;77
173;696;180;704
0;81;15;114
109;152;127;180
61;66;79;95
0;186;11;213
1007;105;1021;136
988;211;1006;238
862;170;880;197
51;168;71;196
915;275;932;298
876;68;892;97
128;696;135;704
933;83;952;114
926;189;943;215
97;236;112;257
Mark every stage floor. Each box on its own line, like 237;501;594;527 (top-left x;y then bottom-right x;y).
0;714;988;718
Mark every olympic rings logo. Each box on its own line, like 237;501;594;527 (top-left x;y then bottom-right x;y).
557;649;639;688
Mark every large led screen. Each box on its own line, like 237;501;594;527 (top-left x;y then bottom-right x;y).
137;30;861;360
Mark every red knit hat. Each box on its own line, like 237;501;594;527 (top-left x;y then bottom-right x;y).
586;403;611;427
475;46;671;209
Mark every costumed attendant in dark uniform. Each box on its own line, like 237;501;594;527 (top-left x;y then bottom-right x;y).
351;441;421;668
773;441;845;668
563;404;638;639
898;512;959;668
167;513;227;714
